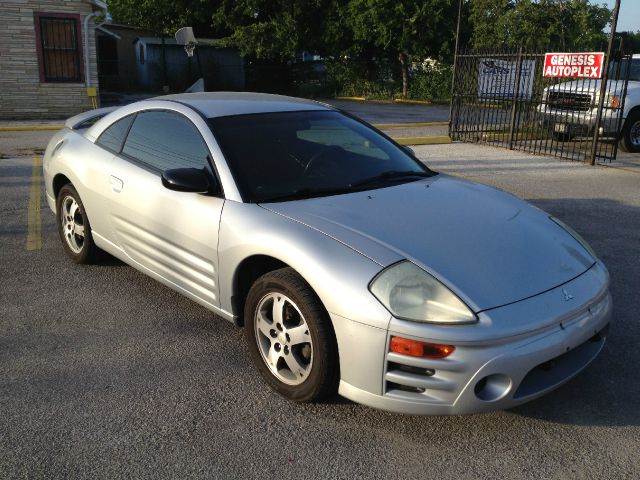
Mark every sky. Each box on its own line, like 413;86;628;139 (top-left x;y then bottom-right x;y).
598;1;640;32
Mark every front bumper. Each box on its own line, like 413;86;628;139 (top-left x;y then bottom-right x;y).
337;262;612;415
537;105;621;134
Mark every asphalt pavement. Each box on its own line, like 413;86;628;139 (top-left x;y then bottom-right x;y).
325;99;450;124
1;141;640;478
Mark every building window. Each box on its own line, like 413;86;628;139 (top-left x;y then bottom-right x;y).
34;13;84;83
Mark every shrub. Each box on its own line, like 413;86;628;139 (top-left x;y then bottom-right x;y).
408;60;452;102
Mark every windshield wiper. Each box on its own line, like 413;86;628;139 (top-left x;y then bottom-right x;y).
258;186;355;203
349;170;432;188
257;170;432;203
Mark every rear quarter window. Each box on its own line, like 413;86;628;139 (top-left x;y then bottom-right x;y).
96;114;135;153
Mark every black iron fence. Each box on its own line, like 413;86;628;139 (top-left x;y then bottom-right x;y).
449;48;632;163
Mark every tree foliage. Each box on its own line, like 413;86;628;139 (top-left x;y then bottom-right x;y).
469;0;611;51
108;0;220;35
107;0;614;98
616;31;640;53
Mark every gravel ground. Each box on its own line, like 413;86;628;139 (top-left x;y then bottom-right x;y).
1;143;639;479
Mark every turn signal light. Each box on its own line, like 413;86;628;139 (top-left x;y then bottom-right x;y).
610;95;621;109
389;336;455;359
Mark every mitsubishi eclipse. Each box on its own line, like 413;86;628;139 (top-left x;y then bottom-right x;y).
43;92;612;414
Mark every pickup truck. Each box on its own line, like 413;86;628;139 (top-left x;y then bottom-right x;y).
538;54;640;153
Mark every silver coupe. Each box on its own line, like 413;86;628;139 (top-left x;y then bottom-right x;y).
43;93;612;414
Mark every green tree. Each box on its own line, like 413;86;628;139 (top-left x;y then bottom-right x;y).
616;31;640;53
346;0;458;97
211;0;333;62
470;0;611;51
108;0;220;35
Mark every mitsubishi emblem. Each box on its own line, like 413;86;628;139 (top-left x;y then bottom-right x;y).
562;289;574;301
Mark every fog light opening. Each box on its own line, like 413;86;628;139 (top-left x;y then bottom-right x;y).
474;374;512;402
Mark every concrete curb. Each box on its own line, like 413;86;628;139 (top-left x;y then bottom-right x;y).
374;122;448;128
395;136;452;145
392;98;434;105
334;96;445;106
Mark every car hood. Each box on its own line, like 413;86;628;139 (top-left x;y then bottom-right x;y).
261;175;595;312
546;79;631;96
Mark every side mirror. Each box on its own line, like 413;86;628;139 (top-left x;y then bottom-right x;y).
402;145;416;156
161;168;219;194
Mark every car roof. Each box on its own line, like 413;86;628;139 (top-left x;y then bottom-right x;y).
155;92;334;118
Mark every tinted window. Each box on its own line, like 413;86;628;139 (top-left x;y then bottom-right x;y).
609;58;640;81
96;114;134;153
122;111;209;171
209;110;432;202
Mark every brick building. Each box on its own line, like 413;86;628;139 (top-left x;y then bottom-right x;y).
0;0;105;119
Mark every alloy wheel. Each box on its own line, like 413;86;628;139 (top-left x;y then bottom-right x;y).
60;195;85;254
254;292;313;385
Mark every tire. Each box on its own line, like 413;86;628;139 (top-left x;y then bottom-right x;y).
244;267;339;402
56;183;99;264
618;110;640;153
552;131;573;142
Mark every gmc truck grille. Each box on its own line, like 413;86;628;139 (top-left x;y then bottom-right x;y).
547;91;592;112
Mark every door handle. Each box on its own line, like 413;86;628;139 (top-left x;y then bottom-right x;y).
110;175;124;193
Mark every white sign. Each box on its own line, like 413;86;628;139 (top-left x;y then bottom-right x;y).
478;58;536;100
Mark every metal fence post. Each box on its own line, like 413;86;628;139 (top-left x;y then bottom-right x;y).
508;47;523;150
448;0;463;138
590;0;620;165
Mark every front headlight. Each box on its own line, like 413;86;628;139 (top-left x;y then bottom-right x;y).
369;261;477;324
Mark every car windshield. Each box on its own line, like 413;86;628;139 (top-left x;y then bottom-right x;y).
209;110;434;202
608;58;640;81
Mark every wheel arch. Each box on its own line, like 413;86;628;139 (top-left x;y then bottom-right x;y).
52;173;72;200
231;254;291;326
622;105;640;130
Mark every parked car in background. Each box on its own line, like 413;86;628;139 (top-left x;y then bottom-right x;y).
43;93;612;414
539;54;640;152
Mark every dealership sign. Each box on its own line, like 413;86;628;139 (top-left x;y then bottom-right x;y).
543;52;604;78
478;58;535;100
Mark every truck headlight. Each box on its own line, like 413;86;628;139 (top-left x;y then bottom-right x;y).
369;261;477;324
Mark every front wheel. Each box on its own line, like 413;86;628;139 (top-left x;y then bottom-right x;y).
618;111;640;153
551;130;573;142
244;268;339;402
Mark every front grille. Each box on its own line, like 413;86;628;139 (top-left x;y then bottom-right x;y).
547;91;592;111
513;324;608;399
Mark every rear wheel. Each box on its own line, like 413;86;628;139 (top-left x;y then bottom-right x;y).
619;111;640;153
56;184;99;264
244;267;339;402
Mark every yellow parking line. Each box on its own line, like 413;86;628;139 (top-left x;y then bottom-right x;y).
393;98;433;105
26;155;42;251
0;125;63;132
334;96;367;101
